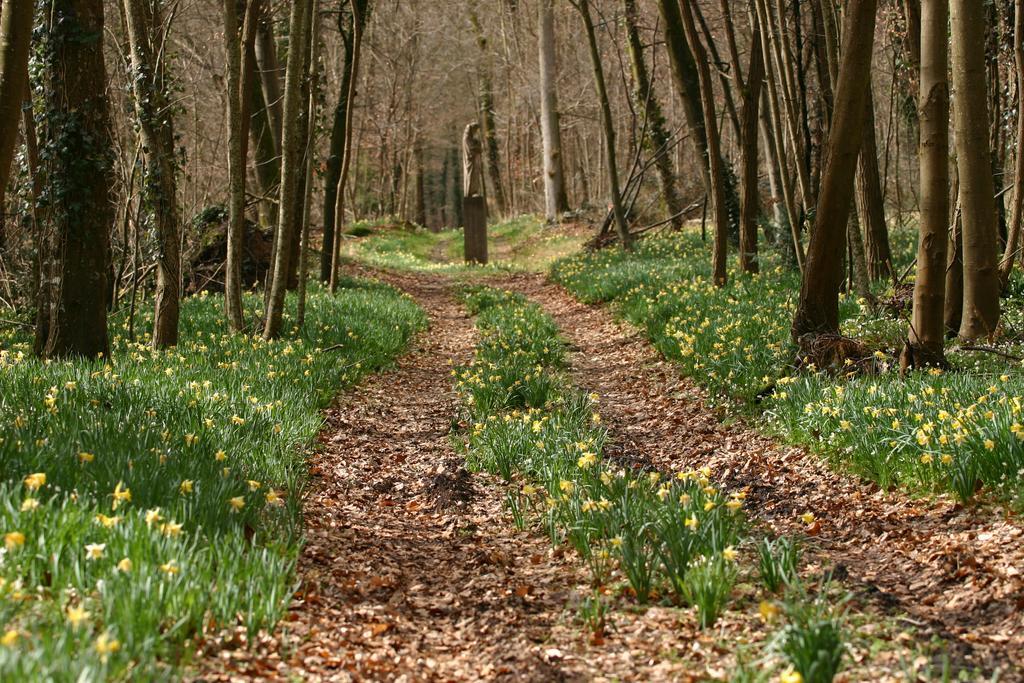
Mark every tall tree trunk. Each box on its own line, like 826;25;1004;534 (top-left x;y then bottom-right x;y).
285;0;316;291
249;71;280;227
791;0;878;340
40;0;114;359
576;0;630;248
223;0;259;331
999;0;1024;289
538;0;569;222
297;0;321;328
855;80;893;281
122;0;182;349
678;0;729;285
655;0;711;199
903;0;949;369
950;0;1000;341
321;5;356;281
0;0;32;247
731;0;764;273
263;0;311;339
624;0;683;231
468;3;507;218
329;0;367;291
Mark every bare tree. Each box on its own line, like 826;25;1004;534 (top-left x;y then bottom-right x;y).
0;0;32;247
538;0;569;222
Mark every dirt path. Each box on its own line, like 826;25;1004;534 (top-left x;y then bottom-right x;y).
503;273;1023;678
202;271;598;681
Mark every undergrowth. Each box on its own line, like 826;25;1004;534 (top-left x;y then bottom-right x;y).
552;231;1024;507
0;279;426;679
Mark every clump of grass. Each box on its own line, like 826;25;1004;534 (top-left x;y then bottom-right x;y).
682;555;737;628
773;586;847;683
0;280;426;678
758;536;801;593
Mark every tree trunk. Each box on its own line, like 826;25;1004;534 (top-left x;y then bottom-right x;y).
40;0;114;359
655;0;711;199
223;0;259;331
999;0;1024;289
576;0;630;248
855;80;893;282
950;0;1000;341
903;0;950;369
468;3;507;218
624;0;683;231
791;0;878;340
678;0;728;285
321;5;356;281
297;0;321;328
263;0;311;339
122;0;182;349
734;1;764;273
0;0;32;247
329;0;367;291
285;0;316;291
538;0;569;222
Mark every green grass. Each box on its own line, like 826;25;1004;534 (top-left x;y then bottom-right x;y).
551;230;1024;507
0;280;426;679
344;215;586;274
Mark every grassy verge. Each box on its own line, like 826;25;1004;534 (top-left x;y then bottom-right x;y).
343;215;587;273
0;279;426;679
552;231;1024;508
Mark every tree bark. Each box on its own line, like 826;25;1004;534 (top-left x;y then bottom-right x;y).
538;0;569;222
903;0;949;369
0;0;32;247
468;3;508;217
730;0;764;273
950;0;1000;341
40;0;114;359
655;0;711;199
321;3;357;281
791;0;878;340
999;0;1024;289
855;79;893;282
624;0;683;231
264;0;311;339
576;0;630;248
122;0;182;349
678;0;728;284
297;0;321;328
329;0;367;291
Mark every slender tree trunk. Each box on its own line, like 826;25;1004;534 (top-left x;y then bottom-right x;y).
330;0;367;291
297;0;321;328
122;0;182;349
0;0;32;247
678;0;729;284
999;0;1024;289
950;0;1000;341
286;0;316;291
734;1;764;273
223;0;259;331
576;0;630;248
468;3;507;218
321;6;356;281
264;0;311;339
903;0;949;369
40;0;114;359
655;0;711;199
539;0;569;222
855;80;893;282
624;0;683;231
792;0;878;340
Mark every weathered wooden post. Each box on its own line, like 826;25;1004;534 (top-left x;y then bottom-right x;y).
462;122;488;264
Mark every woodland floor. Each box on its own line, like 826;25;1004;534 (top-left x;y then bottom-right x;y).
199;266;1023;682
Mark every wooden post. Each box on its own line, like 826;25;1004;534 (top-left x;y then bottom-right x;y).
462;122;488;264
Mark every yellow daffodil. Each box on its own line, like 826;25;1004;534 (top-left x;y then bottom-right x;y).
4;532;25;550
85;543;105;560
66;605;89;628
112;482;131;509
20;498;39;512
116;558;133;573
228;496;245;512
78;452;95;463
722;546;737;561
759;600;780;622
1;630;18;647
95;632;121;661
23;473;45;491
179;480;193;494
780;669;803;683
800;512;815;525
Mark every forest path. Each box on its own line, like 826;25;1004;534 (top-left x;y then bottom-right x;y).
500;273;1023;677
203;268;596;681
